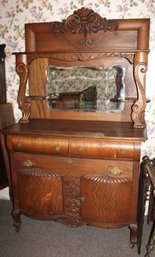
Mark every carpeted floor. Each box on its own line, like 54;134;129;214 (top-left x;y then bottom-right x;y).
0;200;153;257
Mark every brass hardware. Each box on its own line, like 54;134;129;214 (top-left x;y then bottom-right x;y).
67;157;73;164
55;146;61;152
79;146;84;152
108;167;123;176
120;148;126;155
24;159;34;168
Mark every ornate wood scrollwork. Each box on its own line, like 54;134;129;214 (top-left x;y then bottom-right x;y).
51;7;118;36
51;8;118;49
49;52;134;63
132;62;147;128
83;173;129;184
58;177;82;227
16;62;30;123
17;167;59;177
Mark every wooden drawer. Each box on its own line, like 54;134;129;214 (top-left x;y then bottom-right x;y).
7;134;68;155
7;135;137;160
13;152;133;179
69;138;134;159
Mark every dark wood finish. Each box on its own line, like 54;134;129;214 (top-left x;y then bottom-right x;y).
0;44;8;189
137;158;150;254
3;7;150;253
0;44;6;104
0;104;15;190
0;103;15;130
143;157;155;257
138;156;155;257
0;135;8;189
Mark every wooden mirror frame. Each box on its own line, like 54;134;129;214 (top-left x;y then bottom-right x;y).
14;7;150;128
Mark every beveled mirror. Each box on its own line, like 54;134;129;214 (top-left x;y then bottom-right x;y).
46;65;125;113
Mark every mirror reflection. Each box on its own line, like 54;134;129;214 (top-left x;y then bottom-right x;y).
46;65;125;113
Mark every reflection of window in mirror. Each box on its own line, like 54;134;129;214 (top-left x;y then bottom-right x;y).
46;65;125;113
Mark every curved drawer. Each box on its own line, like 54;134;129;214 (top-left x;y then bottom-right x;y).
13;153;133;178
7;135;68;155
69;138;134;159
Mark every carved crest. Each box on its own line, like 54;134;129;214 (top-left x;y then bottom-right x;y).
51;7;118;36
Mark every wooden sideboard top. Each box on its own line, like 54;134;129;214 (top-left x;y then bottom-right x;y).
3;119;147;141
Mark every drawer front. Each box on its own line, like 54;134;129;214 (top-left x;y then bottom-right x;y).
69;138;134;159
7;135;139;160
7;135;68;155
13;152;133;179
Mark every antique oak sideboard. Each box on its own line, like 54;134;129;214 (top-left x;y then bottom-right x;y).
3;8;150;252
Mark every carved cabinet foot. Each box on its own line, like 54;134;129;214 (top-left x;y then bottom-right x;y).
129;224;137;247
12;209;21;232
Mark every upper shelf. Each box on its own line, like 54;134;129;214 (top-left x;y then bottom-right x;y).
14;7;150;128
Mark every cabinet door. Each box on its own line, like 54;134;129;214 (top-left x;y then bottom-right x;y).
80;163;132;228
16;167;63;218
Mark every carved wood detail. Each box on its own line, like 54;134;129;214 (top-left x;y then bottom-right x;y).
17;167;59;177
58;177;82;227
16;62;30;123
48;52;134;63
62;32;116;49
83;173;130;184
132;62;147;128
24;52;134;65
51;7;118;36
51;7;118;49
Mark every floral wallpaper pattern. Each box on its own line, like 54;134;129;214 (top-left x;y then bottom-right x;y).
0;0;155;157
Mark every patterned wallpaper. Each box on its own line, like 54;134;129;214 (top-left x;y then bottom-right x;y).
0;0;155;157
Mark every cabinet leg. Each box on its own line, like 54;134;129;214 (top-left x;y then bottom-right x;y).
129;224;137;248
12;209;21;232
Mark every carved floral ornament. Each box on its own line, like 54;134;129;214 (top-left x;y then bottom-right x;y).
51;7;119;36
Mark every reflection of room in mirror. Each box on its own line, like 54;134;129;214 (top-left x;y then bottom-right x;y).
46;65;125;113
113;66;125;101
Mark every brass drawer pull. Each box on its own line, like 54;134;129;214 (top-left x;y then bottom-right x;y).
67;157;73;164
120;149;126;155
108;167;123;176
79;146;84;152
23;159;34;168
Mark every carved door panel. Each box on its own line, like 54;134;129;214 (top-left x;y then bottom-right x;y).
80;168;132;227
16;167;63;218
